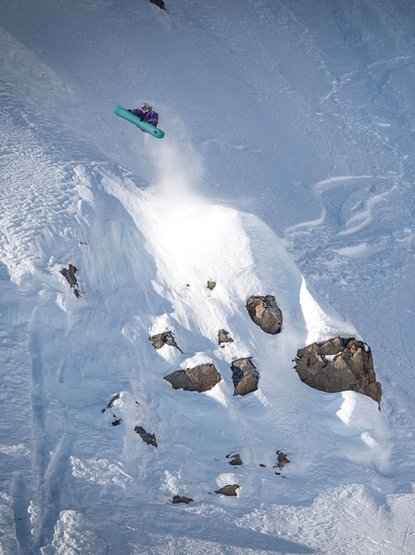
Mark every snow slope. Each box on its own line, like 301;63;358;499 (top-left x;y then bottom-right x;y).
1;1;415;553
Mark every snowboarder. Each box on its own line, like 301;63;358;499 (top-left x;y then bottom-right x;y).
128;102;159;128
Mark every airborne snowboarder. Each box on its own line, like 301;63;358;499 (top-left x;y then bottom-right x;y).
112;102;165;138
128;102;159;128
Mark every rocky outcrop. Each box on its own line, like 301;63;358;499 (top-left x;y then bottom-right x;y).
60;264;81;298
294;336;382;405
164;363;221;392
149;331;182;353
246;295;282;334
134;426;158;448
231;357;259;396
218;329;234;345
215;484;240;497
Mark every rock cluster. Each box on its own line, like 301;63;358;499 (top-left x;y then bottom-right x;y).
101;276;382;507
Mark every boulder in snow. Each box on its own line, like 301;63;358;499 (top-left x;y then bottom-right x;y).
134;426;158;448
215;484;240;497
246;295;282;334
149;331;182;353
164;363;221;392
226;453;243;466
231;357;259;396
294;336;382;405
218;329;234;345
207;280;216;291
171;495;193;504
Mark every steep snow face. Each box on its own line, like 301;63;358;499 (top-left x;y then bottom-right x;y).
0;132;390;554
2;0;415;553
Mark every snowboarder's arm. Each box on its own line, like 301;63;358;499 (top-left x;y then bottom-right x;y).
147;111;158;127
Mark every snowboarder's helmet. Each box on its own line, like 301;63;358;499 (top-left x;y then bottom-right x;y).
140;102;152;113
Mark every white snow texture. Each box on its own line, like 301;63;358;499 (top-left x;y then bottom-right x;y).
1;1;415;554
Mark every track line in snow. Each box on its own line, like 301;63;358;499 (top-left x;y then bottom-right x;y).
401;507;415;555
28;306;48;549
11;472;33;555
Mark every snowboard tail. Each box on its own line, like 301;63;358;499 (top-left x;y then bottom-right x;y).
112;104;165;139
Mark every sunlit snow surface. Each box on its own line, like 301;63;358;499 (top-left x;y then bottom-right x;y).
1;1;415;553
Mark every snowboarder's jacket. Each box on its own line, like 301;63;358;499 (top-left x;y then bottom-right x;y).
128;108;159;127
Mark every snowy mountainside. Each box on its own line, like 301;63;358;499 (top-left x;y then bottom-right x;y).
0;127;392;553
0;92;398;552
2;0;415;553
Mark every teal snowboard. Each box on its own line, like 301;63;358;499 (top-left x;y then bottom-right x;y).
112;104;165;139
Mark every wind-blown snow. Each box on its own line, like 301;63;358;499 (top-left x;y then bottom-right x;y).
1;1;415;554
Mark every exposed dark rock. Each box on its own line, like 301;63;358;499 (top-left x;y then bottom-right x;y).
226;453;243;466
246;295;282;334
102;393;120;414
60;264;81;298
164;363;221;393
259;463;267;468
134;426;158;448
171;495;193;504
231;357;259;396
149;0;166;11
207;280;216;291
274;450;290;474
106;393;120;409
111;418;122;427
218;329;234;345
149;331;183;353
294;336;382;405
215;484;240;497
